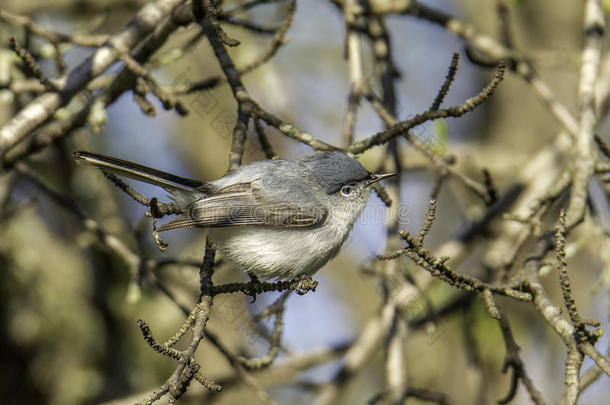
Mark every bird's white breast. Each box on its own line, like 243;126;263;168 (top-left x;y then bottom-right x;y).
207;212;355;280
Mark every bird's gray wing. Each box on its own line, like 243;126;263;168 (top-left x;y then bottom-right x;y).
156;182;327;231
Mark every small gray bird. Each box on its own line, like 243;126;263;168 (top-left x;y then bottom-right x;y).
74;151;394;280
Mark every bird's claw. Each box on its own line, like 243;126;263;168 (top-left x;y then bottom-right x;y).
293;275;318;295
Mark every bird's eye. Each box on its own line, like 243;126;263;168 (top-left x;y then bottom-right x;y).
340;185;353;196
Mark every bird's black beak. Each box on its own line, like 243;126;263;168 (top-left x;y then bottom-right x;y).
365;172;397;187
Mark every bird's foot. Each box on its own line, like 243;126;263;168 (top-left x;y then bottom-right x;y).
151;220;168;251
291;274;318;295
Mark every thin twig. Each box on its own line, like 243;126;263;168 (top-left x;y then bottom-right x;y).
430;52;459;111
349;63;505;155
9;37;58;92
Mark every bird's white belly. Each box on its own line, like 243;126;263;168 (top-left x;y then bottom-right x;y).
207;222;351;280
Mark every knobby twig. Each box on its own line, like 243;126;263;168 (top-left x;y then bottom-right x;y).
379;229;532;301
348;62;505;154
8;37;59;92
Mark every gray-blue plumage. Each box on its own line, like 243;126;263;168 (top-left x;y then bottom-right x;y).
74;150;393;280
300;151;371;194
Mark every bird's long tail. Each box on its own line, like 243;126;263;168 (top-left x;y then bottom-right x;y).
74;151;204;192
